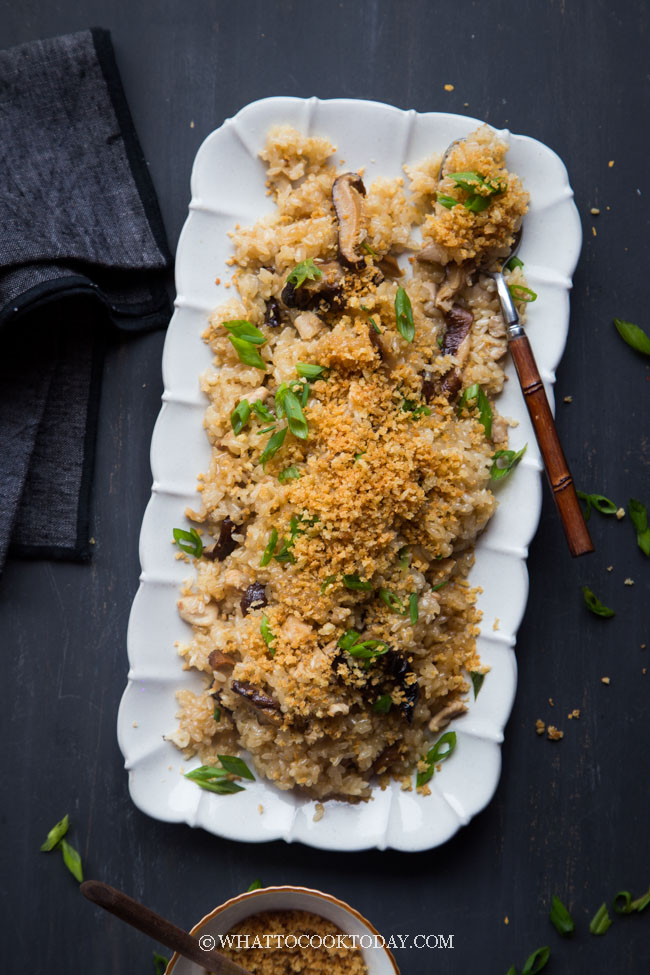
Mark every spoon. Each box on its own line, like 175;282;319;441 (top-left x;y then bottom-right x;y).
81;880;251;975
437;139;593;557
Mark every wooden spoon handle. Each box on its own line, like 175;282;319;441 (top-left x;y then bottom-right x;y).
508;333;593;557
81;880;250;975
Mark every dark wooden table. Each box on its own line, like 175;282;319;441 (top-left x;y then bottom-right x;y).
1;2;649;972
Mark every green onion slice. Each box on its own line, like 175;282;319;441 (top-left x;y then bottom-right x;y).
231;399;251;435
521;946;550;973
342;573;373;591
549;895;575;936
185;766;245;795
402;398;431;419
432;580;448;592
296;362;328;380
398;546;410;570
222;320;266;344
447;171;484;191
173;527;203;558
347;640;390;661
286;258;322;289
577;491;619;520
506;256;524;271
40;814;69;852
437;193;459;209
372;694;393;714
278;465;301;483
614;318;650;357
470;671;485;699
582;585;615;618
260;614;276;655
247;879;263;892
251;400;275;423
630;889;650;912
416;730;457;788
629;498;650;556
213;707;221;723
395;286;415;342
320;574;337;594
589;902;612;935
260;426;287;465
509;284;538;303
260;527;278;567
361;240;378;256
153;952;169;975
282;389;309;439
60;838;84;883
409;593;419;625
218;754;255;780
491;445;527;481
613;891;632;914
228;335;267;370
379;588;406;614
457;383;493;438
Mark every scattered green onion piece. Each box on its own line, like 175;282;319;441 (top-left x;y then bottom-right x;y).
260;614;276;655
286;258;322;289
577;491;619;521
613;891;633;914
300;382;309;407
506;967;517;975
614;318;650;357
361;240;378;256
372;694;393;714
282;389;309;440
173;527;203;558
470;671;485;699
582;585;615;618
629;498;650;556
589;902;612;935
416;731;457;788
247;879;263;892
432;580;448;592
296;362;328;380
630;889;650;912
395;286;415;342
361;303;382;332
278;465;301;483
491;445;527;481
231;399;251;435
457;383;493;438
257;425;277;435
228;335;267;369
509;284;538;303
506;256;524;271
320;574;337;594
379;588;406;614
222;320;266;344
447;171;484;191
402;398;431;419
464;194;493;213
409;593;419;625
346;639;390;661
342;573;373;591
260;528;278;567
260;426;287;465
213;707;221;723
354;451;366;462
185;765;246;795
60;838;84;883
437;193;459;209
398;546;410;570
521;946;550;974
218;755;255;780
337;629;361;651
40;814;69;852
251;401;275;423
153;952;169;975
549;895;575;936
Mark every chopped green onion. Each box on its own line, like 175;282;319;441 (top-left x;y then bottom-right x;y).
577;491;619;521
457;383;493;438
379;588;406;614
260;426;287;465
260;614;276;655
372;694;393;714
432;580;448;592
228;335;267;369
447;172;506;212
409;593;419;625
286;258;322;289
213;707;221;723
342;573;373;591
398;546;410;570
296;362;328;380
347;640;390;661
300;382;309;407
185;765;245;795
320;574;337;594
361;303;382;332
614;318;650;357
231;399;251;435
247;879;263;892
470;671;485;699
361;240;378;256
631;889;650;912
437;193;459;209
549;895;575;936
278;465;301;483
491;445;527;481
506;256;524;271
222;320;266;344
402;398;431;419
509;284;538;303
218;754;255;780
173;527;203;558
40;814;69;852
416;731;457;788
629;498;650;556
613;891;632;914
260;528;278;567
506;967;517;975
395;286;415;342
464;194;493;213
153;952;169;975
60;839;84;883
521;946;550;974
251;401;275;423
337;628;361;651
589;902;612;935
447;171;484;191
281;389;309;439
354;451;366;462
582;586;615;618
257;424;277;435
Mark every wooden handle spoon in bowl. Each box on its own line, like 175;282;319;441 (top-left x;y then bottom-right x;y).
81;880;251;975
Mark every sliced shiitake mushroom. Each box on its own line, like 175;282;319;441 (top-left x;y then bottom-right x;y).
280;260;344;310
208;649;235;671
231;680;283;726
439;304;473;399
202;516;240;562
240;582;267;616
264;297;282;328
332;172;367;269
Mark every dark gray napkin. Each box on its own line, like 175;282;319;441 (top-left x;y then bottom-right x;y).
0;28;172;570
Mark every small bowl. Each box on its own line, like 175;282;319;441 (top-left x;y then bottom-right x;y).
167;884;399;975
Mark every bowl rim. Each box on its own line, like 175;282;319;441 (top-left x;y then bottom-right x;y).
166;883;400;974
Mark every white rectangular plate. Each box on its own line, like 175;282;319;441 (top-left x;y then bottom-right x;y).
118;97;581;852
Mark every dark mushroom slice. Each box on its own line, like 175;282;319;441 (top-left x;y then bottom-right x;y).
208;649;235;671
332;172;367;269
421;370;436;404
230;680;283;726
280;260;344;310
368;322;385;361
439;304;473;400
372;743;402;775
264;297;282;328
376;253;403;278
240;582;267;616
382;649;419;724
203;516;240;561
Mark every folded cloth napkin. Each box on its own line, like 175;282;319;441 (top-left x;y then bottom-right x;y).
0;28;172;571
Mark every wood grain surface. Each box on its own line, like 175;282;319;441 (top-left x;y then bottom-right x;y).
0;1;648;972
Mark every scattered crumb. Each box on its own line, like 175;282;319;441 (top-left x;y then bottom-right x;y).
592;226;597;237
224;281;231;289
444;83;455;91
504;916;509;925
215;277;221;285
643;668;647;676
132;721;138;728
608;160;615;168
606;565;613;572
606;205;611;210
168;765;173;771
547;725;564;741
536;719;546;736
258;804;264;815
641;644;647;650
590;207;601;215
493;617;500;631
624;577;635;586
548;697;554;707
563;395;573;404
190;120;195;128
601;676;611;685
568;709;581;720
616;507;625;520
89;537;96;545
463;102;469;107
